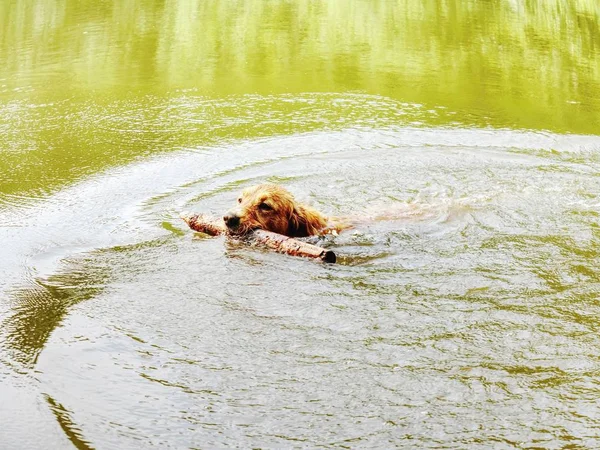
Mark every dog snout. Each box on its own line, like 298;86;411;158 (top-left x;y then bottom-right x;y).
223;212;241;229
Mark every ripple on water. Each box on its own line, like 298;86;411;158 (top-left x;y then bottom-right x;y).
1;126;600;447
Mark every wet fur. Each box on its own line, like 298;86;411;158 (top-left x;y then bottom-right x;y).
225;184;347;237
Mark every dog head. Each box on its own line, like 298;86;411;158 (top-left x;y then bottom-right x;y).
223;184;327;237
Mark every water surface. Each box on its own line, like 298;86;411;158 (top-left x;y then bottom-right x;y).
1;1;600;448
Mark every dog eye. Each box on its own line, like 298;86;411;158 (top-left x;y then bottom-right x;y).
258;202;272;211
237;198;242;203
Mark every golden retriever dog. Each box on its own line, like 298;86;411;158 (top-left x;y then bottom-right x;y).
223;184;349;237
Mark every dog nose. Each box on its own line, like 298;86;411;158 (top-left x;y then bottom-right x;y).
223;213;240;228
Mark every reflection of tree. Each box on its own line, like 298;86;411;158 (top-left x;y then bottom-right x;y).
45;394;95;450
2;253;109;369
1;0;598;109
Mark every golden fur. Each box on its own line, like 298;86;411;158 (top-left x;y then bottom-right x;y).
224;184;347;237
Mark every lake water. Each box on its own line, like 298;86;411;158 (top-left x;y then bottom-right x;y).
1;1;600;448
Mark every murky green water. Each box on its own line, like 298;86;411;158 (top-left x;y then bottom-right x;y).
2;1;600;448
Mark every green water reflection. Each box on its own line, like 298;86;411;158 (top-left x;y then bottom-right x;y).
1;0;599;196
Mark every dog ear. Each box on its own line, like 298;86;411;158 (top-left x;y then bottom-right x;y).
288;206;324;237
287;207;306;237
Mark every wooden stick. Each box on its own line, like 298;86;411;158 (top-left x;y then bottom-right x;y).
180;213;226;236
180;213;336;263
251;229;336;263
